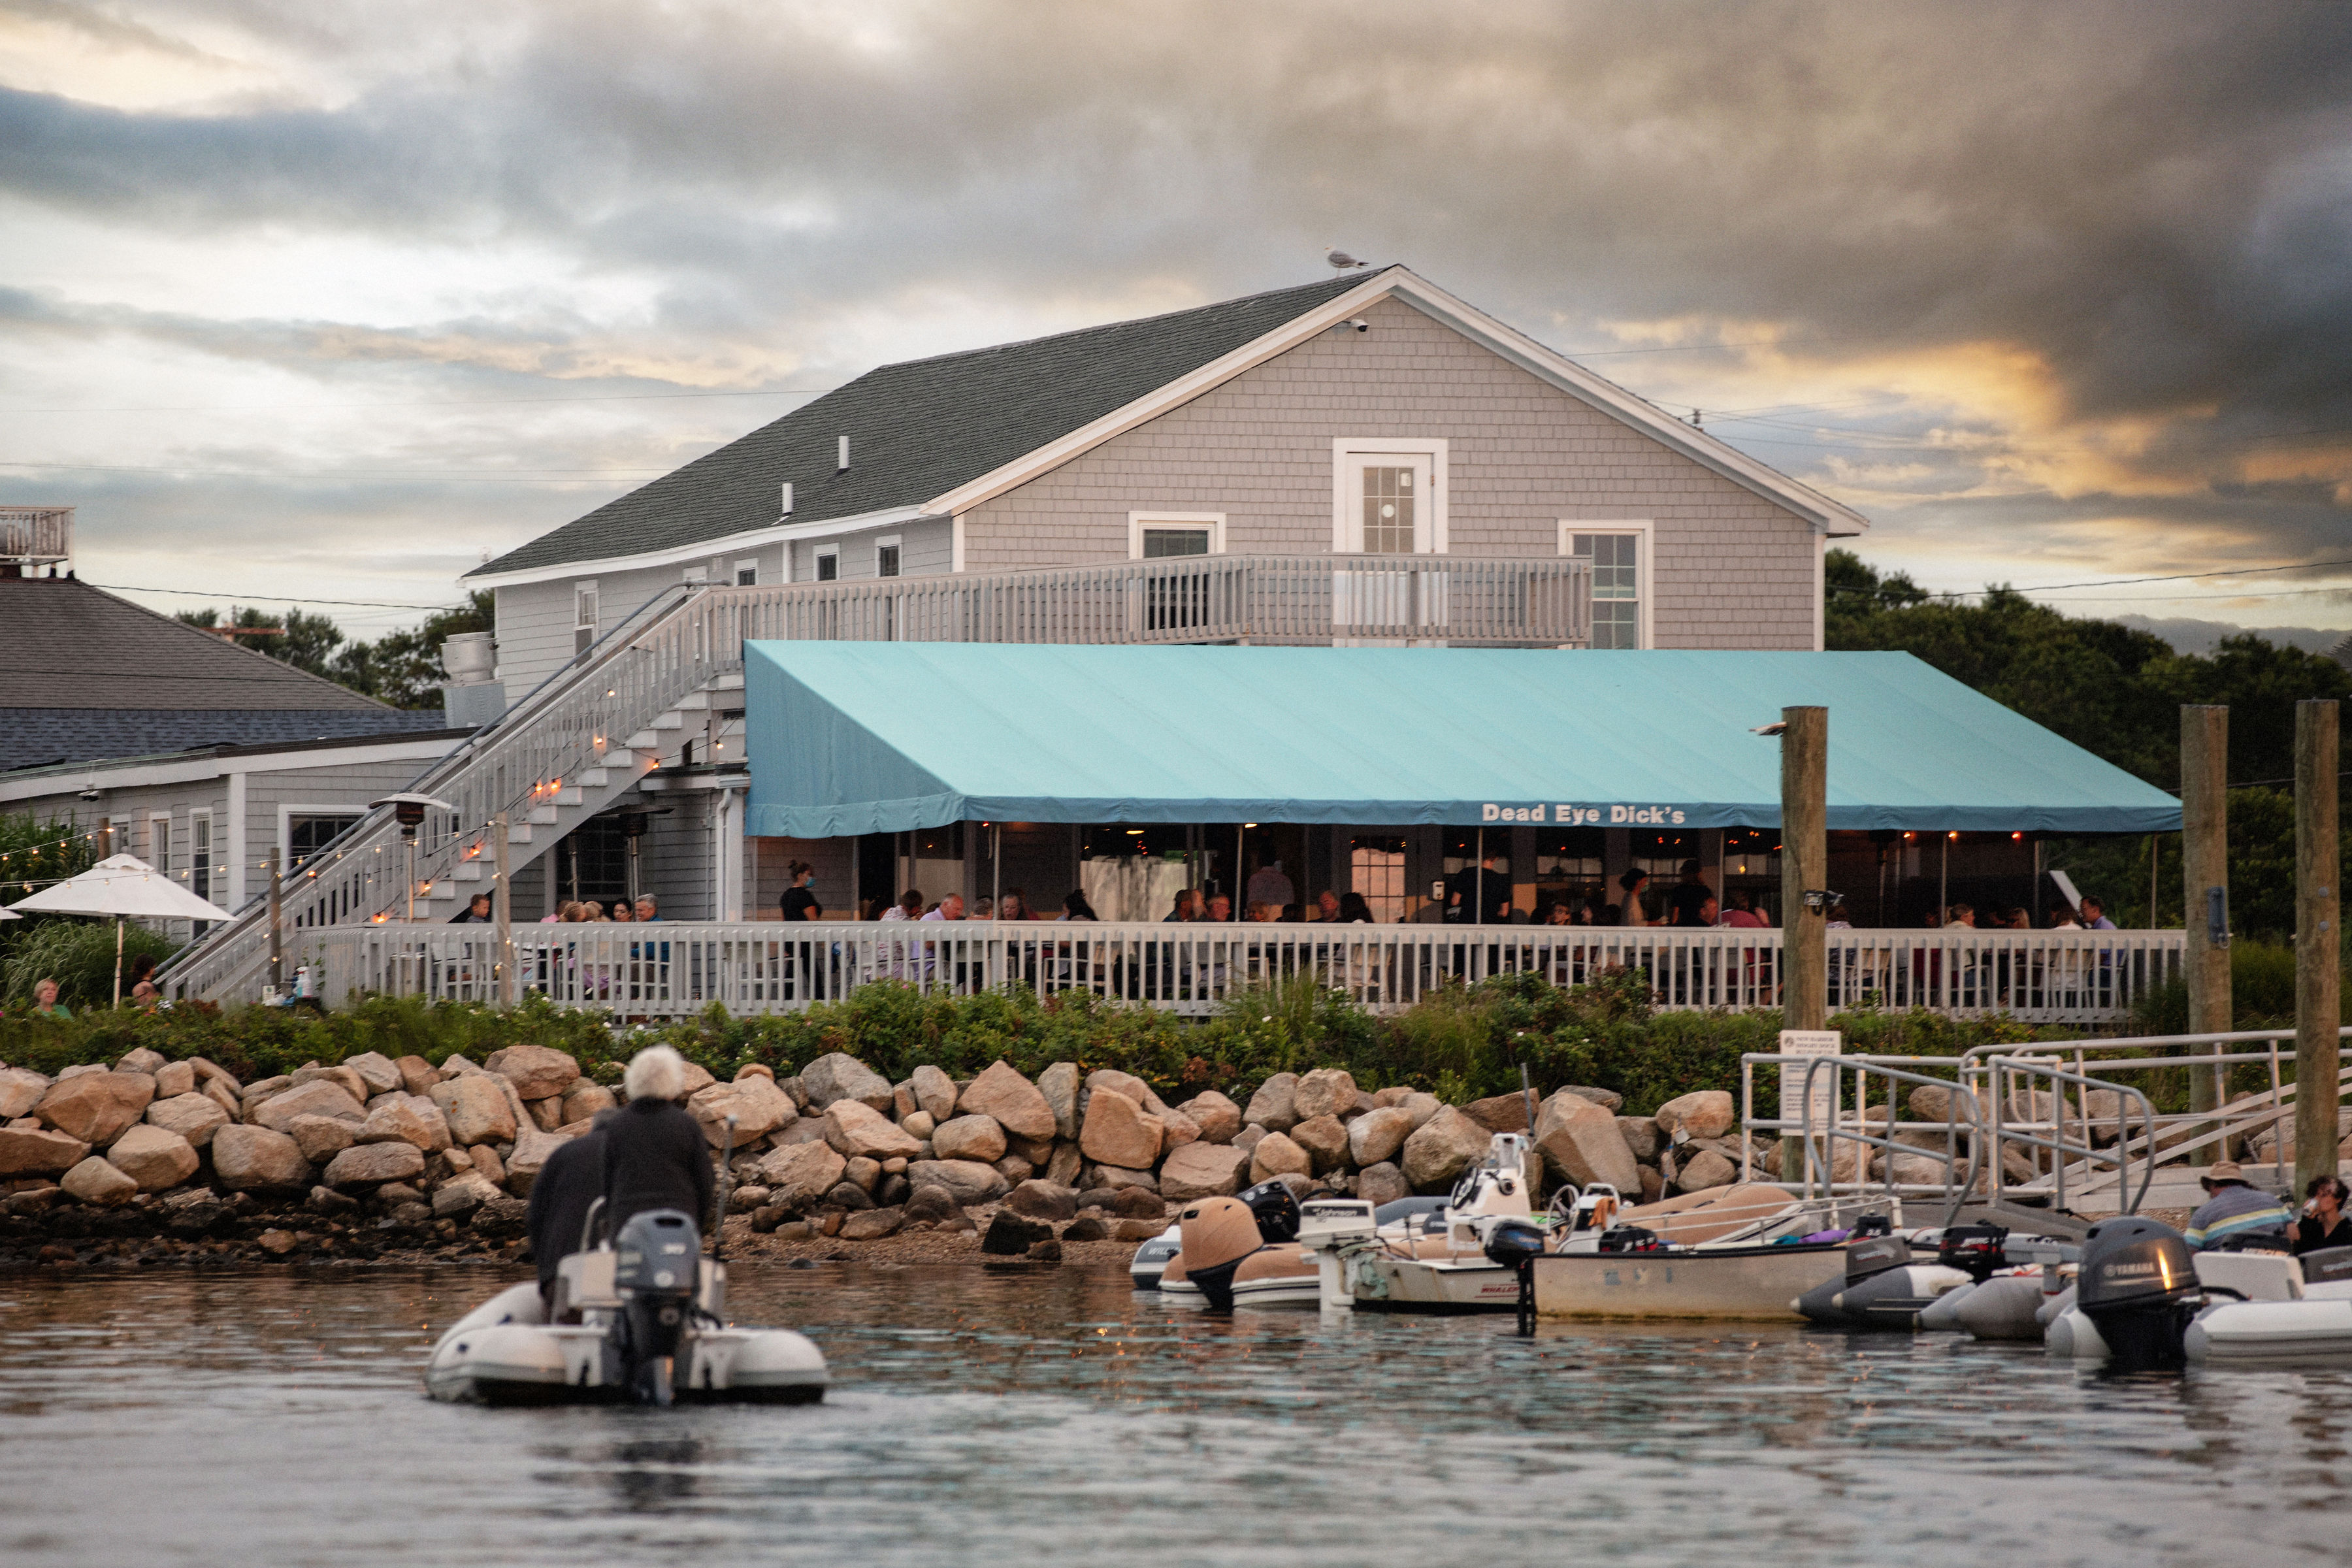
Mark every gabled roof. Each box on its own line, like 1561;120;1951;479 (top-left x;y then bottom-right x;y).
470;272;1375;581
473;266;1869;585
0;578;393;710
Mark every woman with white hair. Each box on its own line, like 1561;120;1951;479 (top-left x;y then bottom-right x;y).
600;1045;715;1239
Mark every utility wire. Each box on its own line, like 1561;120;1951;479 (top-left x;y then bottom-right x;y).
1829;557;2352;602
88;581;459;610
0;388;833;415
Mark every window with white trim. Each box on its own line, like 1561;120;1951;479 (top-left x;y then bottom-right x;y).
149;813;171;882
190;809;214;907
1561;521;1652;649
1127;512;1226;559
814;547;839;582
1332;439;1448;554
734;558;759;586
286;810;362;872
876;536;901;578
573;581;598;658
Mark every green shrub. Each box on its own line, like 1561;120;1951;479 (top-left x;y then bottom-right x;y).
1;920;180;1008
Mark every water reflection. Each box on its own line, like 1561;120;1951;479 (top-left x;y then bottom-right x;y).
3;1263;2351;1567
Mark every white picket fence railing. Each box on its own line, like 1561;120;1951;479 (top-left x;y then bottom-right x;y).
281;921;2183;1022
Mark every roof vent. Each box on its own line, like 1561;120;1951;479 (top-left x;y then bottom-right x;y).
779;481;794;517
837;435;850;473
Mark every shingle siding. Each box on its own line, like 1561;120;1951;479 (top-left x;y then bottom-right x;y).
958;295;1820;649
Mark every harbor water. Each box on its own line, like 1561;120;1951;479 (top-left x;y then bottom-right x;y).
4;1260;2350;1566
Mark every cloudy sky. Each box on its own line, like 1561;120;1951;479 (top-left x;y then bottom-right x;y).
5;0;2351;641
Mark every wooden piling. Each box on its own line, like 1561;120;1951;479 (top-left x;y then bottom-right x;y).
2295;700;2341;1196
2181;705;2230;1160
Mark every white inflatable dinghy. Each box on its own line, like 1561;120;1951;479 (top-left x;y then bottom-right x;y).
426;1209;827;1406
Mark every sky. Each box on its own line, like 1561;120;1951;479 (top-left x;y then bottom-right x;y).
3;0;2351;644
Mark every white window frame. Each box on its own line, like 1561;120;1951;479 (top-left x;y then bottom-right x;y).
1331;437;1448;554
734;557;760;587
278;803;367;872
1126;511;1227;560
812;545;840;582
189;808;216;907
573;580;599;658
1560;518;1654;649
148;812;172;881
875;534;902;578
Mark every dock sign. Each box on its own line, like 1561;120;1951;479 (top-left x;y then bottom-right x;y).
1776;1030;1843;1135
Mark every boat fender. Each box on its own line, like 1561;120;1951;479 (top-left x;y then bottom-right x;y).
1177;1197;1264;1312
1916;1279;1979;1332
1951;1273;2050;1341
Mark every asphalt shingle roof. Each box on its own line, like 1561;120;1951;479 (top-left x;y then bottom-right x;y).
1;708;459;773
0;578;397;710
470;271;1382;578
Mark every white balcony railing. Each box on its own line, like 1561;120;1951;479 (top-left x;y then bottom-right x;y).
0;505;73;566
281;921;2182;1022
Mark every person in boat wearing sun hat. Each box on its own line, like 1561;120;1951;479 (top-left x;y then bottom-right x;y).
2184;1162;2295;1252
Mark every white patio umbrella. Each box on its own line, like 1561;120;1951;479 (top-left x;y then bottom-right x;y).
7;853;226;1007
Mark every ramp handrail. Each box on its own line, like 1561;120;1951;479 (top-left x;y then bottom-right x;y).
1981;1054;2159;1217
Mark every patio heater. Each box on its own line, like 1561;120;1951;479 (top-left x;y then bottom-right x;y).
369;793;456;923
615;806;671;906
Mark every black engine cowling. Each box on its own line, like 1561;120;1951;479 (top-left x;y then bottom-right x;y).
1482;1217;1548;1271
1936;1223;2010;1283
1238;1179;1302;1244
2076;1216;2199;1369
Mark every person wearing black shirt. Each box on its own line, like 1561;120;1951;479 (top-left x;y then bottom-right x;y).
1445;854;1514;924
779;860;821;921
2295;1175;2352;1256
602;1046;715;1238
525;1111;613;1313
1663;859;1716;928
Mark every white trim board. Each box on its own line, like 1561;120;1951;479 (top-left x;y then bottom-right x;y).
0;735;464;804
1126;511;1227;559
468;504;935;588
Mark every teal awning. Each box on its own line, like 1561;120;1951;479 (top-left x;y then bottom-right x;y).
743;643;2182;837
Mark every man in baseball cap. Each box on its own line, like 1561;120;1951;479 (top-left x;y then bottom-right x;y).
2184;1161;2294;1252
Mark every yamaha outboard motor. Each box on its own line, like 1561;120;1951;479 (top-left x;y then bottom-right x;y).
2076;1216;2200;1370
1483;1217;1548;1336
1937;1224;2010;1283
610;1209;700;1405
1177;1196;1265;1312
1239;1179;1302;1245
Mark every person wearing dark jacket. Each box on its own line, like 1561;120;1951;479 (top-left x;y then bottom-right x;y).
524;1110;615;1312
601;1045;715;1239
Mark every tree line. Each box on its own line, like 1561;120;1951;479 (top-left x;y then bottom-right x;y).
1825;549;2349;939
176;589;493;711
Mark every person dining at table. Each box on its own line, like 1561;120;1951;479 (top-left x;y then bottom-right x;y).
2296;1175;2352;1256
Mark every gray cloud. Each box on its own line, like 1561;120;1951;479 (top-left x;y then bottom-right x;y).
4;0;2352;623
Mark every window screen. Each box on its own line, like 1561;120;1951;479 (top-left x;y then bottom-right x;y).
1572;532;1641;648
1141;527;1211;558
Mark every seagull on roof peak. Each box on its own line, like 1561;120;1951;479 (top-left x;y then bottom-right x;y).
1326;248;1369;270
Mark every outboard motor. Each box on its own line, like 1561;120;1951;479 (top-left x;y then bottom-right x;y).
1177;1196;1265;1312
1483;1217;1549;1336
2074;1217;2200;1370
2302;1245;2352;1288
1239;1179;1303;1245
1937;1224;2010;1283
610;1209;700;1405
1795;1232;1959;1329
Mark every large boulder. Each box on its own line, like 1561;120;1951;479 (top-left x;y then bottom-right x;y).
0;1124;89;1176
840;1207;905;1241
1249;1130;1313;1185
1616;1115;1665;1164
1674;1149;1740;1193
1534;1088;1642;1192
324;1141;426;1190
483;1045;580;1101
958;1061;1056;1141
1243;1073;1299;1133
144;1092;230;1149
252;1079;365;1134
688;1073;797;1147
1179;1090;1242;1144
1079;1088;1163;1169
1158;1140;1250;1201
287;1114;357;1165
36;1071;156;1145
799;1053;895;1114
1557;1085;1625;1113
1653;1090;1735;1141
61;1155;137;1207
428;1075;517;1147
433;1171;504;1218
1463;1093;1533;1134
1356;1161;1409;1208
210;1125;314;1192
1292;1069;1359;1122
116;1047;167;1077
906;1158;1009;1206
1347;1106;1414;1168
1290;1114;1350;1173
357;1096;444;1151
561;1081;616;1126
106;1124;199;1191
153;1060;196;1098
1003;1179;1079;1224
342;1051;405;1097
932;1114;1008;1165
1037;1062;1081;1141
395;1055;438;1096
1401;1106;1491;1192
1394;1091;1443;1132
503;1128;572;1197
759;1140;848;1209
0;1067;51;1120
907;1064;960;1123
824;1101;925;1161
